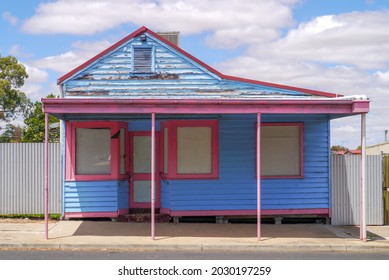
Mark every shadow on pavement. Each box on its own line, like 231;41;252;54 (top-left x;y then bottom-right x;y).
73;221;342;239
335;226;386;240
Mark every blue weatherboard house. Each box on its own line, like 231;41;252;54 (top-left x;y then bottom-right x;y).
42;26;369;239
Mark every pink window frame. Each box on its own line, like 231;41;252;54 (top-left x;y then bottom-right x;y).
66;121;127;181
259;122;304;179
161;120;219;179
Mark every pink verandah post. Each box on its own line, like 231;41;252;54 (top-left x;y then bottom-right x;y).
44;112;49;239
151;112;156;240
257;113;261;241
360;113;367;241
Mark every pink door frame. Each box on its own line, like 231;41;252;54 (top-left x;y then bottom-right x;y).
128;131;161;209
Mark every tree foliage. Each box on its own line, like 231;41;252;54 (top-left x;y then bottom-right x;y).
22;94;59;143
0;124;23;143
0;55;30;121
330;145;349;152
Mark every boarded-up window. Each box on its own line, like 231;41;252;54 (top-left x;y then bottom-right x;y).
177;127;212;174
133;136;151;173
133;47;152;72
75;128;111;175
162;120;218;179
261;124;303;177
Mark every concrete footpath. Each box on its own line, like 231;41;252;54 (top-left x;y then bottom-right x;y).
1;220;389;252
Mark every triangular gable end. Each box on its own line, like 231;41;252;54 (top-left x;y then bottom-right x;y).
58;26;341;99
60;27;229;98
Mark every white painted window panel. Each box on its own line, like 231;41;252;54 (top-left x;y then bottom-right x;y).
133;180;151;203
177;127;212;174
75;128;111;175
133;136;151;173
261;126;300;176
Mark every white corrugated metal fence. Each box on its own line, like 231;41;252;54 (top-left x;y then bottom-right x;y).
331;154;383;225
0;145;385;224
0;143;61;214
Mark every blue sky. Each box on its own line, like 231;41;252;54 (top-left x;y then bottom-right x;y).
1;0;389;148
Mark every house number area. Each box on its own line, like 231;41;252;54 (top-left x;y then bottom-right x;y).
117;265;272;278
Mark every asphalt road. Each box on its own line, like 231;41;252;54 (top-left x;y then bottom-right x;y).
0;249;389;260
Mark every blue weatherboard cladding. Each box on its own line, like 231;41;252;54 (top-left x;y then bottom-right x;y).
62;32;312;99
64;181;128;213
64;114;329;214
160;114;330;211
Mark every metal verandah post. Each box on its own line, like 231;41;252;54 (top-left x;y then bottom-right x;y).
360;113;367;241
151;113;156;240
257;113;261;241
44;113;49;239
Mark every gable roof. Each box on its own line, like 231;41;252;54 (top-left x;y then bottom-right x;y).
57;26;341;99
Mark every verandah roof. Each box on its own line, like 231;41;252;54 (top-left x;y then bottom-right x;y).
42;97;369;119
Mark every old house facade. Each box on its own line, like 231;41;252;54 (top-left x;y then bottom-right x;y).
42;26;369;240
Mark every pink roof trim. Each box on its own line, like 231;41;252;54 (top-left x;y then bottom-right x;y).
57;26;340;98
42;98;369;115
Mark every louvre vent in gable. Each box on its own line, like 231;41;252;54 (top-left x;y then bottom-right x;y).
133;46;153;73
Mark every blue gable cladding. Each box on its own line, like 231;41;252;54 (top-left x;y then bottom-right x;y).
160;114;330;212
62;31;313;99
64;34;221;97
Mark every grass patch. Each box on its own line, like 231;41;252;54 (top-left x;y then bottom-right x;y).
0;214;61;220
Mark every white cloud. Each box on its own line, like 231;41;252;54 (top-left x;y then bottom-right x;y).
19;64;51;101
2;11;18;25
30;40;111;74
374;70;389;85
23;64;49;83
21;0;298;48
242;10;389;70
9;45;33;58
21;81;61;102
9;45;22;56
21;83;44;101
21;40;111;102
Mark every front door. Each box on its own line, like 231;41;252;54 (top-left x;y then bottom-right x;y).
129;132;160;208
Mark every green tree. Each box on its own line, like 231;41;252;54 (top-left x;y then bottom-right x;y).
22;94;60;142
330;145;349;152
0;55;30;121
0;123;23;143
